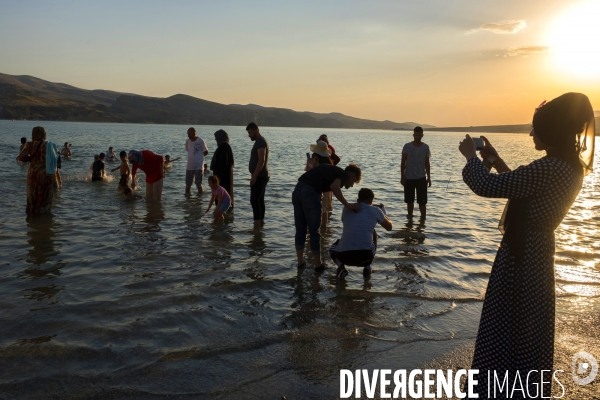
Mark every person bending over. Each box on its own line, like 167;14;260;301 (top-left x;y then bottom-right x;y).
330;188;392;279
292;163;362;271
204;175;231;222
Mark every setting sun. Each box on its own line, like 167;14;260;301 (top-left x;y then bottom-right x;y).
548;0;600;78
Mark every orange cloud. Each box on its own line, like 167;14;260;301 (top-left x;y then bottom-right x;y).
480;20;526;34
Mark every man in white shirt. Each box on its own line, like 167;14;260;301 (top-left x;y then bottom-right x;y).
185;127;209;194
400;126;431;220
329;188;393;279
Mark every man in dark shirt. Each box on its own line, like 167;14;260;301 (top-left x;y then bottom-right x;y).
292;163;362;271
247;122;269;229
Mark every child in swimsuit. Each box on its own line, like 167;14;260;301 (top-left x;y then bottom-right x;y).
204;175;231;222
61;142;72;158
164;154;181;168
111;151;130;191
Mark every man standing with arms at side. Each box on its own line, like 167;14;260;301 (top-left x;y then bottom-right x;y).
246;122;269;229
185;127;209;194
400;126;431;220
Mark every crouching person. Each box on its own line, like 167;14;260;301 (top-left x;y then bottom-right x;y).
330;188;392;279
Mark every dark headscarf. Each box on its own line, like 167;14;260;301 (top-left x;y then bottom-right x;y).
128;150;144;165
533;92;595;176
214;129;229;144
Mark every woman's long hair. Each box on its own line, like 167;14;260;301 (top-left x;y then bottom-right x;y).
533;92;595;176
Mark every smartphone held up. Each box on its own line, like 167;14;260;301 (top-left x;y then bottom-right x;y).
472;137;485;151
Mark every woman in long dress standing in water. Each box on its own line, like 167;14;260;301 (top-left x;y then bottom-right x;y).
211;129;234;208
18;126;56;215
459;93;595;398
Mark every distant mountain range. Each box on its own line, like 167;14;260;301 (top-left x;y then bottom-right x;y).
0;73;433;130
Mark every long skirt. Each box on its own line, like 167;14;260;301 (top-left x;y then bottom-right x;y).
27;164;54;215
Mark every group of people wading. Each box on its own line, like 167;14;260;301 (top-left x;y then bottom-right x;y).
16;93;596;398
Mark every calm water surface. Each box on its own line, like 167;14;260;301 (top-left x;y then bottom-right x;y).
0;120;599;398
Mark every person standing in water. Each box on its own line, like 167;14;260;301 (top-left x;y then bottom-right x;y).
459;93;595;398
19;137;27;153
247;122;269;228
17;127;58;215
400;126;431;220
211;129;235;208
185;127;209;194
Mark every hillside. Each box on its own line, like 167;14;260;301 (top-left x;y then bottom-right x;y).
427;120;600;135
0;73;429;130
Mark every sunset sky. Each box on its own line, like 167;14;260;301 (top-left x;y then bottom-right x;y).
1;0;599;126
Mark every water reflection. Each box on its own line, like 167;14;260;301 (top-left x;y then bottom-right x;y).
285;273;373;382
205;224;234;264
181;196;203;234
247;230;267;259
26;215;60;266
142;201;165;231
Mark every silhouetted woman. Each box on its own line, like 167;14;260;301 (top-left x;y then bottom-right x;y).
211;129;234;208
458;93;595;398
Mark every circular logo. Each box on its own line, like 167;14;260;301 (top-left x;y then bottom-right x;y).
572;351;598;386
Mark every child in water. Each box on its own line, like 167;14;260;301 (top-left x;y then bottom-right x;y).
110;151;130;191
92;153;106;182
61;142;72;158
204;175;231;222
106;146;117;162
90;155;99;172
204;163;210;177
164;155;181;168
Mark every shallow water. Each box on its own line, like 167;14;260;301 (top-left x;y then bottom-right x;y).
1;120;599;398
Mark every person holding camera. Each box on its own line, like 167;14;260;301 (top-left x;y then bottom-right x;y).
401;126;431;220
458;92;595;397
329;188;392;279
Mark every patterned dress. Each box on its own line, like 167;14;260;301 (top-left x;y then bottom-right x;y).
462;156;582;399
19;141;54;215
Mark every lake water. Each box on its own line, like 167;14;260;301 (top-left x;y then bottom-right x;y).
1;120;599;398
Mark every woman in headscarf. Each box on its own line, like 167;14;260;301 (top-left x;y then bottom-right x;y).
18;127;57;215
128;150;165;200
210;129;234;208
458;93;595;398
